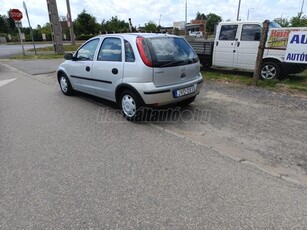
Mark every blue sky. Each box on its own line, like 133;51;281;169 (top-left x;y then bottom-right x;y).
0;0;305;28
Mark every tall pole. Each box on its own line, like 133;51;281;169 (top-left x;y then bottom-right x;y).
185;0;187;36
300;0;305;18
247;8;254;20
23;1;36;55
236;0;241;21
66;0;75;45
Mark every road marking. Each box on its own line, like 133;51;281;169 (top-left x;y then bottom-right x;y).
0;78;17;88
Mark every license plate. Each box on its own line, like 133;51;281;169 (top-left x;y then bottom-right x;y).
173;86;195;98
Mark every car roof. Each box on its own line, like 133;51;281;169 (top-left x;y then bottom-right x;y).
93;33;178;40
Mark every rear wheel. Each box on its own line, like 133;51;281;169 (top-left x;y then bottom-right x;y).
59;73;74;95
260;62;280;80
120;90;143;121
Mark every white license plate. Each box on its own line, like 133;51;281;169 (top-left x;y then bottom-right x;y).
174;86;195;98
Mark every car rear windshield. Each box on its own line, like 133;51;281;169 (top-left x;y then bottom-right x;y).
145;37;199;67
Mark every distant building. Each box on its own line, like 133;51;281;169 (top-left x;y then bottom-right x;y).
186;20;206;35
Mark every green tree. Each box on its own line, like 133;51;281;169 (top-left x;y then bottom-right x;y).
39;23;52;41
144;21;157;32
73;10;100;35
273;17;290;27
101;16;130;33
195;11;206;20
0;15;9;33
290;13;307;27
6;11;17;33
206;13;222;33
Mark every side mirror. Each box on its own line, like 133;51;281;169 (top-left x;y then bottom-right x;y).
64;53;74;60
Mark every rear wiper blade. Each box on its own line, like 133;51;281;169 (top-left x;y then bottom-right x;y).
160;60;186;67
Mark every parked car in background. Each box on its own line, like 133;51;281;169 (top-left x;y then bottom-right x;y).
57;33;203;121
189;31;203;38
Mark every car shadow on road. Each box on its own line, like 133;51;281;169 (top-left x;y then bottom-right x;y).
72;91;210;124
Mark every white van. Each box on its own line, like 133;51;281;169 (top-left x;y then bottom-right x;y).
189;21;307;79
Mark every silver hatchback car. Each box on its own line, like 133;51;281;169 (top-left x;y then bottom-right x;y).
57;33;203;120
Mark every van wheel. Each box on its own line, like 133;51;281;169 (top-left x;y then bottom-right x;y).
260;62;280;80
120;90;143;121
59;73;74;95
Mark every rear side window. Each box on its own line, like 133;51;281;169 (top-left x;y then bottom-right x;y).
124;40;135;62
219;25;238;40
98;37;122;62
145;37;199;67
241;24;261;41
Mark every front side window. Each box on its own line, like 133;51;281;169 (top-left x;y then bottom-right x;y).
219;25;238;41
241;24;261;41
76;39;99;61
98;37;122;62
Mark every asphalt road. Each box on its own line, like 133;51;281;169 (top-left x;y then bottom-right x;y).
0;44;53;58
1;62;307;228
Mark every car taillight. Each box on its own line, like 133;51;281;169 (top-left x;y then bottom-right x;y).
136;36;153;67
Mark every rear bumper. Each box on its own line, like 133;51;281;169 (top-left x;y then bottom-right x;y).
130;75;204;106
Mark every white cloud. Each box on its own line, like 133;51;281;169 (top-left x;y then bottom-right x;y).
0;0;305;28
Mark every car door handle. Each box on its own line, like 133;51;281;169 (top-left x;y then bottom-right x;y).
86;66;90;72
216;41;219;46
237;42;240;47
112;68;118;75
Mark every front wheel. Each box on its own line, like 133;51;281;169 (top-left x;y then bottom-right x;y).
260;62;280;80
59;74;74;95
120;90;143;121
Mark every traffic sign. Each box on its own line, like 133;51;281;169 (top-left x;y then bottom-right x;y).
9;9;23;21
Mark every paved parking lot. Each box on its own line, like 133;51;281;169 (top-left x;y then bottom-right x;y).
1;60;307;228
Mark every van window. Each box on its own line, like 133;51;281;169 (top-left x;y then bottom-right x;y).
219;25;238;40
98;37;122;62
241;24;261;41
145;37;199;67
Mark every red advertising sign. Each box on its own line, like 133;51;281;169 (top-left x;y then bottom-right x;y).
9;9;23;21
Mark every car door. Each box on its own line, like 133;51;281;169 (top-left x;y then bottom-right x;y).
213;24;238;68
68;38;100;94
92;37;124;101
234;23;262;70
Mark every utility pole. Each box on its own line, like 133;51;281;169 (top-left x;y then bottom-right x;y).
185;0;187;36
299;0;305;19
46;0;64;54
66;0;75;45
236;0;241;21
247;8;254;20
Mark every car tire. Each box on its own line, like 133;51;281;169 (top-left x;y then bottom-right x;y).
120;90;143;121
260;62;280;80
59;73;74;96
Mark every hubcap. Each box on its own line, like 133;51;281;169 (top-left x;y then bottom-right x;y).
121;94;136;118
60;76;68;92
261;65;276;80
